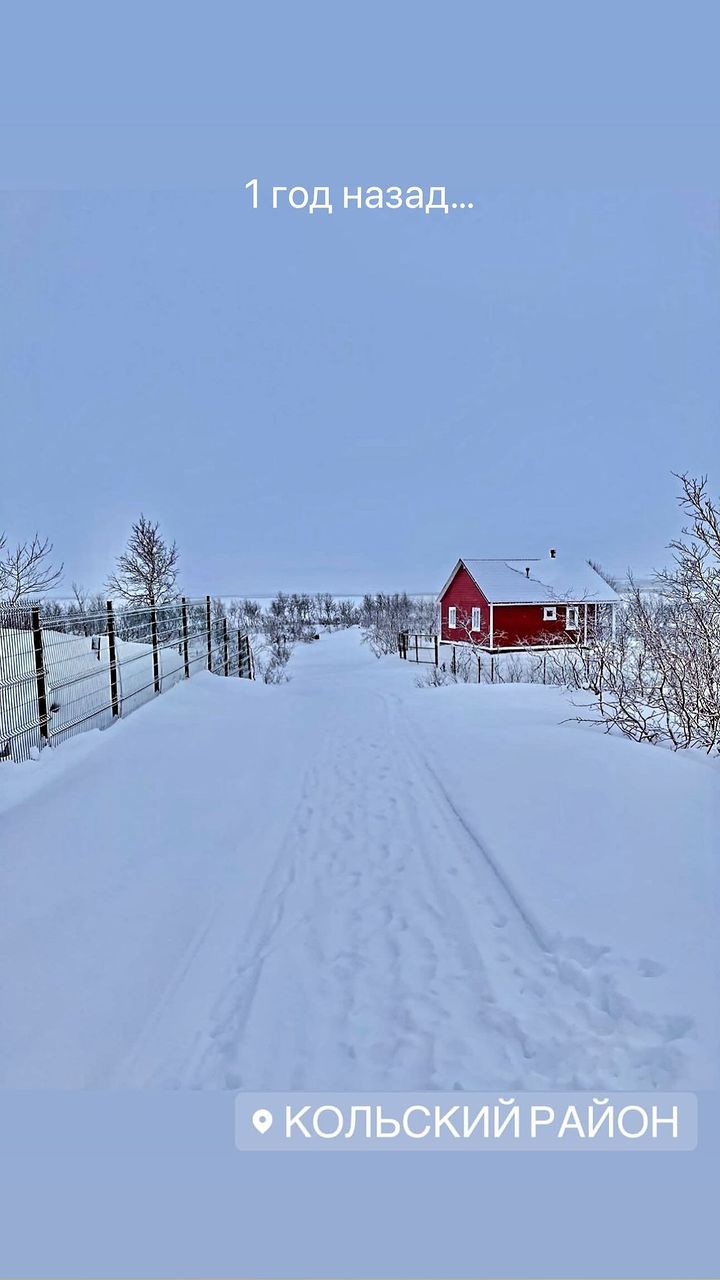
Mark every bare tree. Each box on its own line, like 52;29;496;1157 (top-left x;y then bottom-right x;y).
361;592;438;656
0;531;63;604
65;581;106;636
107;514;179;607
227;597;263;634
549;475;720;753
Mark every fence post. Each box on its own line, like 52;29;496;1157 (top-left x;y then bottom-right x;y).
237;628;243;677
106;600;120;717
397;631;403;658
181;598;190;678
149;604;161;694
248;635;255;680
477;654;481;683
206;595;212;672
434;634;439;666
491;654;495;683
223;617;230;676
543;651;547;684
452;645;456;676
31;606;49;744
415;634;419;663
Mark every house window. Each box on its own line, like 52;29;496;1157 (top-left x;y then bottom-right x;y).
471;607;481;631
543;606;557;622
448;606;457;629
566;605;579;630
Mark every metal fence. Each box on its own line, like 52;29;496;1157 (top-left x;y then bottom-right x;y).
397;631;439;664
399;631;564;684
0;597;254;763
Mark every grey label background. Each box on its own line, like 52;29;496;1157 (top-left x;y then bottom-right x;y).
235;1091;697;1152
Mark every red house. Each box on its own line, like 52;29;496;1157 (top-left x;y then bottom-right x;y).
438;551;619;650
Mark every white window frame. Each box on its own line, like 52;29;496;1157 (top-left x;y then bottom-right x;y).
543;606;557;622
448;606;457;629
471;606;481;631
565;605;580;631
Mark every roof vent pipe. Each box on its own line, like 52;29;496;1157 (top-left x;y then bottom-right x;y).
549;548;557;558
525;566;530;577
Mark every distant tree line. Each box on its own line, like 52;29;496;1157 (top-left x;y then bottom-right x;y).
6;477;720;749
359;593;437;656
219;592;362;683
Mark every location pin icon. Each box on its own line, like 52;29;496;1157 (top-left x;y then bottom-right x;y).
252;1108;273;1135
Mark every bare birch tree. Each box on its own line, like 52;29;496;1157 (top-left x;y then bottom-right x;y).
107;514;179;607
0;531;63;604
550;475;720;752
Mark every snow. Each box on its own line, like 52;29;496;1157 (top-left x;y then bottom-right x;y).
0;628;715;1089
460;557;620;603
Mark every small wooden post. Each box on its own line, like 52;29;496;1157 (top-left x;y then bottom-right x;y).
206;595;212;672
477;654;481;683
490;654;495;683
248;636;255;680
398;631;403;658
415;634;419;663
106;600;120;717
451;645;456;675
543;651;547;684
150;605;161;693
434;634;439;666
237;629;243;677
31;606;49;743
223;617;230;676
181;598;190;678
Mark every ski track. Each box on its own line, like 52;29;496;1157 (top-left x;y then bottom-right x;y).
135;681;691;1092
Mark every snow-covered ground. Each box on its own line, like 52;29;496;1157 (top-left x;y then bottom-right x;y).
0;628;716;1089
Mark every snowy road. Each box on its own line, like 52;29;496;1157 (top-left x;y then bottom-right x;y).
0;629;715;1088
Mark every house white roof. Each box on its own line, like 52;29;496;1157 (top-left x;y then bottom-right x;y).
451;558;620;605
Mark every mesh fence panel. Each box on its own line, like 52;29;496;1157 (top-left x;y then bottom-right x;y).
0;599;254;763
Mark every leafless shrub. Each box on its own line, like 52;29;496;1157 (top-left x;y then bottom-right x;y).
361;592;437;656
416;665;453;688
227;597;263;635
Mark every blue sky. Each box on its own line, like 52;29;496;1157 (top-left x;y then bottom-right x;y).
2;126;719;596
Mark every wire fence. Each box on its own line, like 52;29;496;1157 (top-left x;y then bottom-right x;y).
398;631;564;684
0;597;254;763
397;631;439;664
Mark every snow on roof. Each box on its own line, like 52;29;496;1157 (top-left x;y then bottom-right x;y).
459;558;620;604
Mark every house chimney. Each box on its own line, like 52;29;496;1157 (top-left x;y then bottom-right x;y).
549;548;557;559
525;566;530;577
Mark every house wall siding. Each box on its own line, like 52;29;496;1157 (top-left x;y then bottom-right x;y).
494;603;577;647
440;563;600;648
440;565;490;642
